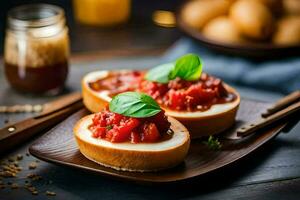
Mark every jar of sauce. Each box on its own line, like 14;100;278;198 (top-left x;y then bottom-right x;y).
4;4;69;94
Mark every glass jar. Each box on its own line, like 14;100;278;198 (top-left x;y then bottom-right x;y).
73;0;131;26
4;4;69;94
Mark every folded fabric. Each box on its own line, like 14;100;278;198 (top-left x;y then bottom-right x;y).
162;38;300;94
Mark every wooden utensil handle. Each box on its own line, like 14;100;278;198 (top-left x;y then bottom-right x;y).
261;90;300;118
237;101;300;137
0;101;83;155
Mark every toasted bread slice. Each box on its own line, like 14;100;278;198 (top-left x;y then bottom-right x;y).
74;114;190;172
82;70;240;138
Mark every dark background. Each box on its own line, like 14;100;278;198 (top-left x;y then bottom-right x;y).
0;0;182;54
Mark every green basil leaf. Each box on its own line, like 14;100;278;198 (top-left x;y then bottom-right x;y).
169;53;202;81
145;53;203;83
145;63;174;83
109;92;161;118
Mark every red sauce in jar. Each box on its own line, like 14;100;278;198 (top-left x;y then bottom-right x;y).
5;61;68;94
89;108;171;143
89;71;236;112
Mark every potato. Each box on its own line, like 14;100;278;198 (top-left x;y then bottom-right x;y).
272;16;300;45
229;0;274;40
283;0;300;15
202;16;244;44
253;0;283;16
182;0;231;30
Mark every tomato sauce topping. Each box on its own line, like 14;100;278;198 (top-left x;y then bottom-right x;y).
89;108;171;143
89;71;236;112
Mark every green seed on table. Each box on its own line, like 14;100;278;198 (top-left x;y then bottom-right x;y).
33;104;43;112
16;154;23;160
27;186;36;192
25;183;32;187
29;162;37;170
32;175;42;181
11;183;18;189
2;166;10;171
46;191;56;196
2;171;15;177
27;174;35;178
8;157;15;162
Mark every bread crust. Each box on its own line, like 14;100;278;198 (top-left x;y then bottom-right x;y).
74;115;190;172
82;70;240;138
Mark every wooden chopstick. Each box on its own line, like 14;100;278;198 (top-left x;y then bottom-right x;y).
261;90;300;118
237;92;300;137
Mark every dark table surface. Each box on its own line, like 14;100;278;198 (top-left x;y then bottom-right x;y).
0;54;300;200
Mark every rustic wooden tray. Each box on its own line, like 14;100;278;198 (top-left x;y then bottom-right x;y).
29;99;286;183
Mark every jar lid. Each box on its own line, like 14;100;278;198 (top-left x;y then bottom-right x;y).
7;4;65;31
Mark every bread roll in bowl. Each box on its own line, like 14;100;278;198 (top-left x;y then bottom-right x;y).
229;0;274;40
203;16;245;44
182;0;231;30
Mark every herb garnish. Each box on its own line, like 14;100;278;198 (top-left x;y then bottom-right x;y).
106;125;113;130
145;53;202;83
203;136;222;150
109;92;161;118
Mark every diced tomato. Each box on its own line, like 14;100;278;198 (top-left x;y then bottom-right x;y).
109;127;131;143
90;108;169;143
130;131;140;143
198;88;217;103
112;113;123;124
91;126;106;138
167;89;186;110
92;114;102;126
148;111;170;133
141;123;160;143
118;118;140;134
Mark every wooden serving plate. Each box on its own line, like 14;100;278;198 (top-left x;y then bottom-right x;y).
29;99;287;183
176;8;300;58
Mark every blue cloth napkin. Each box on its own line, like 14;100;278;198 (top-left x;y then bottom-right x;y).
162;38;300;94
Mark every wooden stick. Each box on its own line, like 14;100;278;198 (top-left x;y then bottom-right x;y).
237;101;300;137
261;90;300;118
